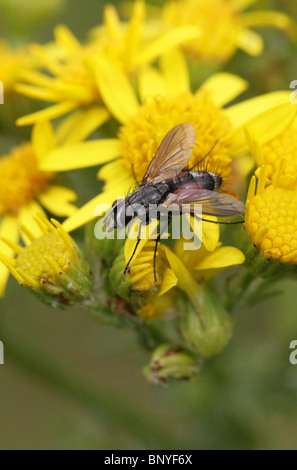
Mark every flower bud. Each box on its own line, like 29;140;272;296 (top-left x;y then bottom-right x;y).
0;216;92;308
109;250;131;300
86;219;126;268
143;344;199;385
178;286;233;357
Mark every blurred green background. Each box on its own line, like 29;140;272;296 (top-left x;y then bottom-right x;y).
1;0;297;450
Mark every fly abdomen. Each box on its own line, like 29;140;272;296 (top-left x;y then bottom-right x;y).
191;170;222;191
167;170;222;192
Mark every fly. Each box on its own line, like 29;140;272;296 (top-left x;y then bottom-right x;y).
104;123;245;281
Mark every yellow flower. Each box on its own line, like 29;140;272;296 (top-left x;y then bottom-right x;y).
0;216;93;307
15;1;199;127
161;0;297;63
125;237;166;292
40;49;291;235
0;114;99;297
245;102;297;184
162;240;245;297
246;162;297;263
122;228;244;321
124;234;244;356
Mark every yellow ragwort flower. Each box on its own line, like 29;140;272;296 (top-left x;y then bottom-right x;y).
246;162;297;263
0;216;92;307
0;114;100;297
123;228;244;321
125;234;243;357
40;48;291;236
162;0;297;63
15;1;199;127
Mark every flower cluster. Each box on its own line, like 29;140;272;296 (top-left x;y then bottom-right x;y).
1;0;297;385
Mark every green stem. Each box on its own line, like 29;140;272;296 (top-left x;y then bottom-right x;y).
4;332;182;449
224;268;255;313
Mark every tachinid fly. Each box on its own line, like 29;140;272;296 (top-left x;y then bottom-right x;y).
104;123;245;281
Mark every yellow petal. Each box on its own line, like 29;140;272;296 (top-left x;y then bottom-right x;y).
240;11;297;41
16;102;77;127
32;121;57;161
18;70;55;87
103;4;122;39
0;216;19;297
38;185;78;217
18;201;46;243
164;246;201;300
135;25;200;67
92;56;139;124
201;217;220;252
200;73;249;107
236;28;264;56
174;237;209;269
54;24;81;53
225;91;292;156
56;107;110;145
14;83;60;102
234;153;256;179
138;66;167;102
125;0;146;65
98;159;130;181
62;183;130;232
39;139;121;171
97;160;134;191
187;214;219;252
226;91;292;127
158;267;178;296
160;48;189;96
193;246;245;271
244;102;296;147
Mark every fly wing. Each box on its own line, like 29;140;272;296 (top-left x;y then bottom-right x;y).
162;184;245;217
141;123;195;185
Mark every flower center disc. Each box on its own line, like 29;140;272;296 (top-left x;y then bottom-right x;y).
0;143;53;216
16;230;74;284
247;185;297;262
119;92;232;180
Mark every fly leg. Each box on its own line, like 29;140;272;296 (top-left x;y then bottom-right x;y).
124;220;144;275
153;213;172;282
191;212;244;225
153;232;161;283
